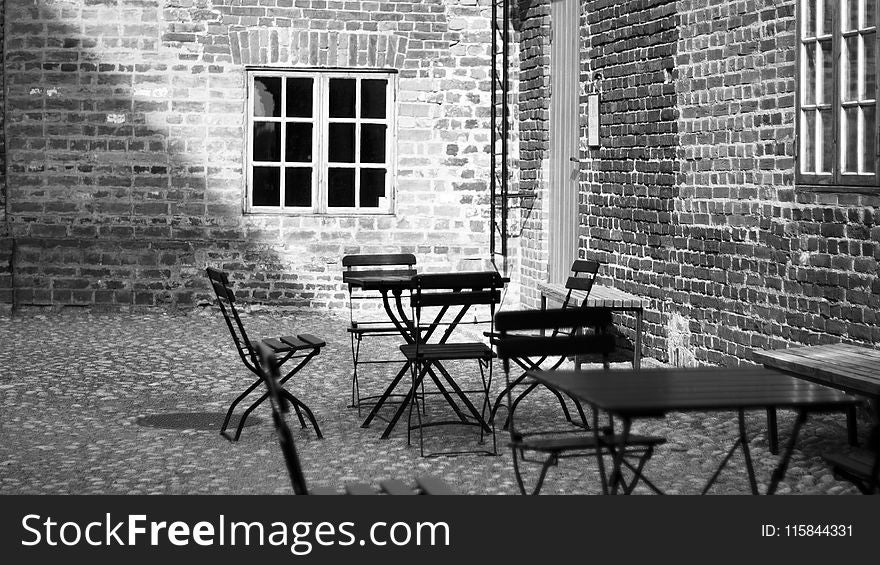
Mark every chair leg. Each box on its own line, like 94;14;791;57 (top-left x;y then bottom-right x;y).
220;377;263;441
281;389;323;440
511;446;557;496
504;382;540;430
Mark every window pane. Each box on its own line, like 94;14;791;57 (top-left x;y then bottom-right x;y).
253;122;280;161
822;0;834;34
820;39;833;103
844;0;859;31
864;105;876;173
804;43;816;104
806;0;817;36
360;169;386;208
328;123;356;162
329;78;356;118
254;77;281;117
253;167;280;206
286;123;313;162
864;32;877;99
285;167;312;207
820;109;834;172
844;35;859;101
328;168;355;207
362;79;387;118
361;124;387;163
286;77;313;118
843;106;860;172
804;110;816;173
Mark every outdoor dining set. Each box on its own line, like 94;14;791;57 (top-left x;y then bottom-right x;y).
206;254;880;496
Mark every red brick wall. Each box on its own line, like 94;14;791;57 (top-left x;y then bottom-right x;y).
0;0;10;308
3;0;503;310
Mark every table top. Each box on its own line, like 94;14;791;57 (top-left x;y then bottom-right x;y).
538;281;649;309
347;272;510;291
528;365;859;417
752;342;880;397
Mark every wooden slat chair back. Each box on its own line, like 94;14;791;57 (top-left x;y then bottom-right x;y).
206;267;325;441
400;271;505;456
490;259;605;431
341;253;417;412
493;307;666;495
255;343;454;495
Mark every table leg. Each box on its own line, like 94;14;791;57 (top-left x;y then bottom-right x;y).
766;409;808;495
737;409;759;495
766;407;779;455
362;362;411;430
608;418;632;495
846;405;859;447
634;309;643;369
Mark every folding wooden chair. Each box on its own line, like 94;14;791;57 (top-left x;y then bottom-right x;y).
206;267;324;441
494;307;666;495
490;259;602;429
255;342;454;495
823;412;879;494
400;271;504;457
342;253;417;413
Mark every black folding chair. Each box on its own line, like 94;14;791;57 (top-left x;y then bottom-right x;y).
823;411;879;495
494;307;666;495
255;342;454;495
399;271;503;457
342;253;417;413
206;267;324;441
490;259;602;429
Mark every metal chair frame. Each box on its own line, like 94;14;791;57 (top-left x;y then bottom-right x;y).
490;259;601;429
495;307;665;495
207;267;324;441
342;254;417;414
401;271;504;457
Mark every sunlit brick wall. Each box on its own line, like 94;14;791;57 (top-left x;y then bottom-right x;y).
3;0;505;310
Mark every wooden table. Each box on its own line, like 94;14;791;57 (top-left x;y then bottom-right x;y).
528;365;860;495
538;282;648;368
753;342;880;452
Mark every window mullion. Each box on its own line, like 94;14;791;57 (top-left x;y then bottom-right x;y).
318;76;327;214
355;77;361;210
833;0;841;183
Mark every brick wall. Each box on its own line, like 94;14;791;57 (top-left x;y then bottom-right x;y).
520;0;879;366
0;0;10;308
3;0;506;310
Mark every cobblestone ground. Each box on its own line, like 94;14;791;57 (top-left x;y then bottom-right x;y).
0;308;864;495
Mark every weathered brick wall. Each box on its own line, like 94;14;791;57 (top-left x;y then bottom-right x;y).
516;0;550;308
4;0;505;310
674;0;879;364
0;0;10;308
540;0;880;366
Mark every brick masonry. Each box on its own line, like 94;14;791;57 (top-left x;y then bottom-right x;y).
2;0;503;310
519;0;880;366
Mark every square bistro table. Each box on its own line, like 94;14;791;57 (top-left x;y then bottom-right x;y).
539;282;649;368
528;365;860;495
753;342;880;453
348;271;507;439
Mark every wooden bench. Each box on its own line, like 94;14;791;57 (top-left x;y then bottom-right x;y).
538;282;650;368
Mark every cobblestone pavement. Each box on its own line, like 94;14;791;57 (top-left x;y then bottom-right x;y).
0;308;864;495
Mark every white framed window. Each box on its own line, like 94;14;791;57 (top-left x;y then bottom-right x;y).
798;0;878;187
246;69;397;213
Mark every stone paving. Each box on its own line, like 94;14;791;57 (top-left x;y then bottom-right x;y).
0;308;865;495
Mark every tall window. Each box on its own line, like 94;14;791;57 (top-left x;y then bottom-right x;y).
799;0;878;187
247;70;396;213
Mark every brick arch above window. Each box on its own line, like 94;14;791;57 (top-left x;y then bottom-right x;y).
228;29;409;69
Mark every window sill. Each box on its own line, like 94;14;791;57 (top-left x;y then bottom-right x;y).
245;210;396;217
795;184;879;195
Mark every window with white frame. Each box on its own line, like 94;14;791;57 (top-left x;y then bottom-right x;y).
247;69;396;213
798;0;878;187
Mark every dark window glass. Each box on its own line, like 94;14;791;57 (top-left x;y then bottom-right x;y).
328;123;355;162
361;124;386;163
252;167;280;206
361;79;387;118
286;77;313;118
328;168;355;207
253;77;281;117
329;78;356;118
286;123;313;162
285;167;312;207
360;169;386;208
253;122;280;161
